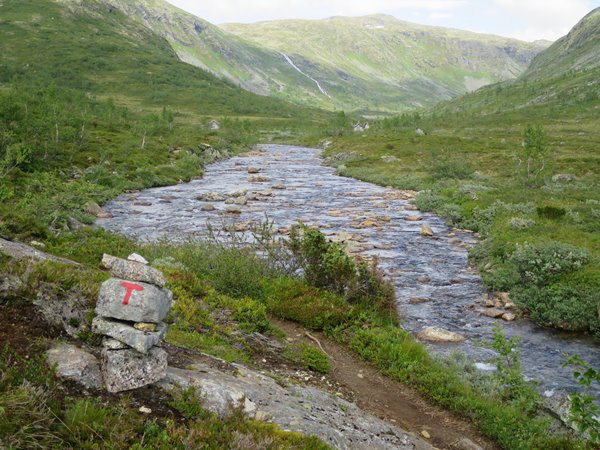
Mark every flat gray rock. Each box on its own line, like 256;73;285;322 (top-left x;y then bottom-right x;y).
47;343;102;390
96;278;172;324
102;347;167;393
92;317;167;354
102;254;166;287
0;238;78;266
159;363;433;450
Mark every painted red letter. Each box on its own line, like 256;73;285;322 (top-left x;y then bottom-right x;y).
121;282;144;305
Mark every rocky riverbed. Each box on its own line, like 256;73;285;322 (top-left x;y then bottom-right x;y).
98;144;600;399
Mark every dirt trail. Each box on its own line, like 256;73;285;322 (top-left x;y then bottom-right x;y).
272;318;499;450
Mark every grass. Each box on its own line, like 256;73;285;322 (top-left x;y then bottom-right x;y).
0;347;329;449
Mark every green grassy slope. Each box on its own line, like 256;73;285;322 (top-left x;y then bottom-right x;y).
0;0;329;239
222;15;548;113
524;7;600;80
318;9;600;335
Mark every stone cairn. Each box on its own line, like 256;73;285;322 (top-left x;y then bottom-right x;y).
91;253;173;393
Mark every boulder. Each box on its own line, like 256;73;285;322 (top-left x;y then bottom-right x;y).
234;196;248;206
502;313;516;322
96;278;172;324
101;254;166;287
416;327;465;343
46;343;102;390
227;189;247;198
201;203;216;211
481;308;504;318
225;205;242;214
271;183;286;190
249;175;270;183
404;215;422;221
34;285;92;338
102;347;167;393
84;201;102;216
420;225;434;236
92;317;167;354
247;166;261;174
197;192;225;202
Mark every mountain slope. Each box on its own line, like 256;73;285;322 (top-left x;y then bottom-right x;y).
524;7;600;80
76;0;548;113
222;15;548;112
0;0;320;120
433;8;600;119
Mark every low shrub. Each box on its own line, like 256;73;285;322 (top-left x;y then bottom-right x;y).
510;241;590;286
512;284;599;332
288;225;395;311
264;278;350;331
300;345;331;374
537;205;567;220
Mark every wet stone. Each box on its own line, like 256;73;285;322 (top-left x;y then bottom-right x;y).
96;278;173;324
416;327;465;343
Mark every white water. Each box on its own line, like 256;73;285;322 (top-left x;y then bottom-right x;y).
282;53;331;98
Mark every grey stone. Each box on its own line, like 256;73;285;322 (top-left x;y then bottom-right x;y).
103;337;128;350
102;347;168;393
159;362;433;450
197;192;225;202
84;201;102;215
0;237;79;266
225;205;241;214
416;327;465;343
102;254;166;287
92;317;167;354
34;284;92;338
456;438;484;450
47;343;102;390
96;278;172;324
67;216;85;231
127;253;148;265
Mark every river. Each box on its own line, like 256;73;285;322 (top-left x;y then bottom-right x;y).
97;144;599;398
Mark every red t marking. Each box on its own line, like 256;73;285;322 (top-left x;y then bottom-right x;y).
121;282;144;305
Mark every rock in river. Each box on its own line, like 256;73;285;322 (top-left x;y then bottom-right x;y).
416;327;465;343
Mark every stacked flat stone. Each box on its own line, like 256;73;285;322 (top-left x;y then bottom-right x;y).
92;253;173;393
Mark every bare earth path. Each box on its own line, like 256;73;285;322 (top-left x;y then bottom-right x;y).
271;318;498;450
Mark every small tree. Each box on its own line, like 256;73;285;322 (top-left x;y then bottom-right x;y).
520;124;548;185
562;354;600;444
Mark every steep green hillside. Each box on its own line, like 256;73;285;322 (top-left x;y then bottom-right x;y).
0;0;321;119
317;9;600;335
223;15;548;113
524;7;600;79
0;0;328;239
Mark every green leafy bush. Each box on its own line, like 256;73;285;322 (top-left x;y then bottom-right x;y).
512;284;599;332
510;241;590;286
300;345;331;374
288;224;395;311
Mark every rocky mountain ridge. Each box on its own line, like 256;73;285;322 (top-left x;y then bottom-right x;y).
75;0;549;113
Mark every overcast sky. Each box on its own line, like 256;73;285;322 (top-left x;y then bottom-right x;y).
165;0;600;42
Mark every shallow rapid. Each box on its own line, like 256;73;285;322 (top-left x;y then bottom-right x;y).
97;144;599;397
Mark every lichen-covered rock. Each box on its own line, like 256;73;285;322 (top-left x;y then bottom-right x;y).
96;278;172;324
92;317;166;354
47;343;102;389
101;254;166;287
102;347;167;393
159;363;434;450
